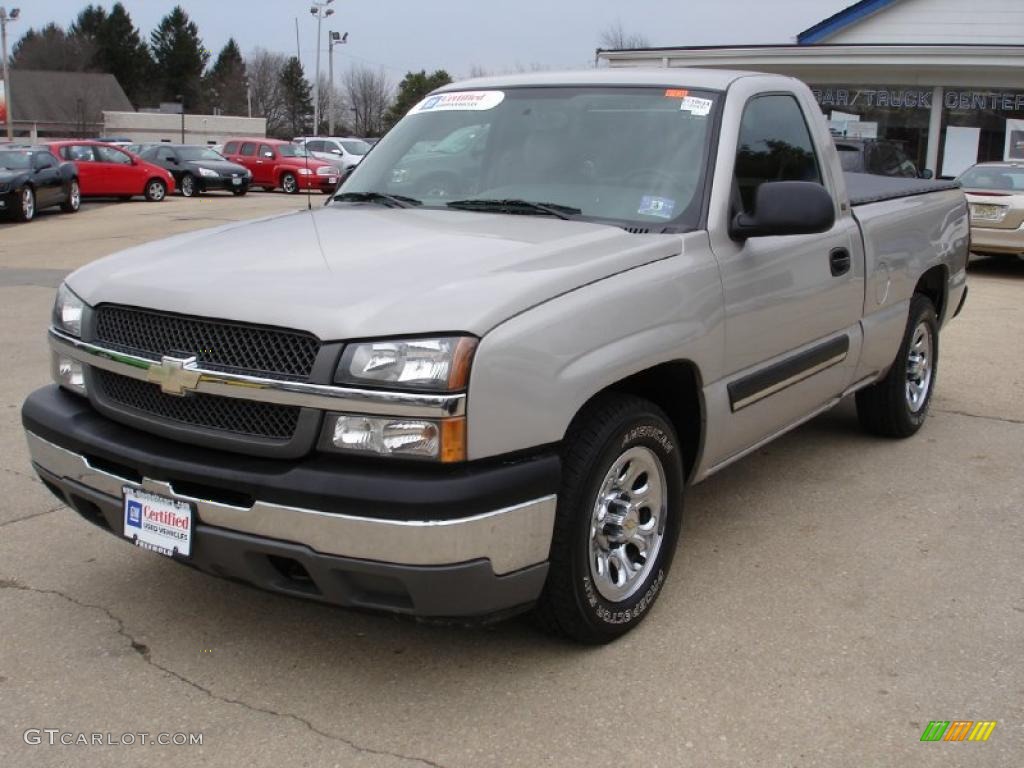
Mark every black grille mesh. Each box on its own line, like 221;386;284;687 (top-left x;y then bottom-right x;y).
96;370;300;440
95;306;320;380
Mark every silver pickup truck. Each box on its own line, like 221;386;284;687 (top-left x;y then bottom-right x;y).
23;70;969;643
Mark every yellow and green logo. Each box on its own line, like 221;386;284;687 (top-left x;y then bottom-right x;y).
920;721;997;742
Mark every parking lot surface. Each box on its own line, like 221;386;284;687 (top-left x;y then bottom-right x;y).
1;196;1021;767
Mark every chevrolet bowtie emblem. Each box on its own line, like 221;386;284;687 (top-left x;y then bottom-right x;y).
147;355;201;396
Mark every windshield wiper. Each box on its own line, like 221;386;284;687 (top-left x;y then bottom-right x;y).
446;198;581;220
334;191;422;208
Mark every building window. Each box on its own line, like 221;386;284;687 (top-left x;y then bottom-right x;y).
938;88;1024;176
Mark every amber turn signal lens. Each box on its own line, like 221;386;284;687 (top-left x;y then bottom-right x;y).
439;418;467;463
447;338;478;391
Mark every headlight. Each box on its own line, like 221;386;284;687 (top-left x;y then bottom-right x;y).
322;413;466;462
198;167;219;178
336;337;477;391
316;166;335;177
297;168;313;176
51;351;87;396
53;283;85;337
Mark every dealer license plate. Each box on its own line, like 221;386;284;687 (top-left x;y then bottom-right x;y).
232;177;242;186
122;487;193;558
970;203;1005;221
328;177;337;184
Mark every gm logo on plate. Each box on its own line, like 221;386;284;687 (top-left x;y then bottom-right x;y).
126;500;143;528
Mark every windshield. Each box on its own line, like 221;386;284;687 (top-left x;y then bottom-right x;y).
341;140;371;155
337;86;718;229
279;145;312;158
958;166;1024;191
0;151;31;170
179;147;225;162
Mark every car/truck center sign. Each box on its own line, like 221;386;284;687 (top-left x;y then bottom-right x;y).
812;85;1024;112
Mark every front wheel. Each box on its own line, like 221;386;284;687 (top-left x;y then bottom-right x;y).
179;174;197;197
61;180;81;213
14;187;36;222
144;179;167;202
535;394;684;643
280;173;298;194
232;187;248;196
856;294;939;437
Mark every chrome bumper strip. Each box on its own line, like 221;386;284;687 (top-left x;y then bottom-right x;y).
26;431;555;575
48;329;466;419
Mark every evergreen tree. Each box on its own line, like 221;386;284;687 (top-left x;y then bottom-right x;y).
96;3;155;107
10;23;93;71
203;39;249;116
150;6;209;109
385;70;452;129
68;4;108;52
279;57;313;137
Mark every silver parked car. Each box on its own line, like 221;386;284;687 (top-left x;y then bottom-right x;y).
292;136;371;171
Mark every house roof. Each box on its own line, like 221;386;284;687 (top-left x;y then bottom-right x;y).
9;69;133;126
798;0;905;45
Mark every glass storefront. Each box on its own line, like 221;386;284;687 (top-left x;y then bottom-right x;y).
810;84;1024;178
809;85;932;171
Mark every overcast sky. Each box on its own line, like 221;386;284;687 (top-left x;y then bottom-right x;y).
25;0;852;82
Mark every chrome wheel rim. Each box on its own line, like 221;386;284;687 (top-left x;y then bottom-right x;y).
589;446;667;603
181;176;194;196
905;321;933;413
148;181;165;201
22;188;35;219
70;182;80;210
283;175;297;193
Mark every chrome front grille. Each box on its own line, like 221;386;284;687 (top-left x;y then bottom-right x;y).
94;305;320;381
96;370;301;440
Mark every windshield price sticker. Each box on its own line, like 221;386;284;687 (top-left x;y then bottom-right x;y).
680;96;713;116
664;89;689;99
411;91;505;114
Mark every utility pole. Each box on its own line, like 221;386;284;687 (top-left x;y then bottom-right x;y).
246;79;252;119
1;7;21;142
177;94;185;143
328;31;347;136
309;0;335;136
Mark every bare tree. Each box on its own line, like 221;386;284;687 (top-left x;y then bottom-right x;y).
467;64;490;79
343;65;392;137
599;20;650;50
246;48;288;136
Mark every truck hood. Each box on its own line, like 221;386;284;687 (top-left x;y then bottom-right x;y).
66;206;681;340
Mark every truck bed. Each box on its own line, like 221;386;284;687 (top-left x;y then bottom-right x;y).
845;172;960;207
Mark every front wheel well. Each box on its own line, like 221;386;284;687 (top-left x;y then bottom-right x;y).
914;265;947;321
586;361;704;480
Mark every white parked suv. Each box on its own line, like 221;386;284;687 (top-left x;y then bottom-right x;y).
293;137;372;171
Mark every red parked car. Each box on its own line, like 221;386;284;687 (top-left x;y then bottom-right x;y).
222;138;339;194
46;140;175;202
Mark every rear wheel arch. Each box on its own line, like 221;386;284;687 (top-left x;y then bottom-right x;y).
914;265;948;322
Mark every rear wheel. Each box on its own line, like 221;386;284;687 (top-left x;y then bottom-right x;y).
856;294;939;437
144;179;167;202
281;173;298;194
14;187;35;222
534;394;684;643
179;174;197;197
60;180;81;213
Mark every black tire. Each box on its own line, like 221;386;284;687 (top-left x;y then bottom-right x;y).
856;294;939;438
232;187;248;196
144;179;167;202
179;174;197;197
281;172;299;194
60;180;81;213
13;186;35;222
534;393;684;644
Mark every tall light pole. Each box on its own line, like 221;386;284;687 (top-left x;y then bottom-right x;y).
1;7;21;142
309;0;334;136
328;31;347;136
177;94;185;143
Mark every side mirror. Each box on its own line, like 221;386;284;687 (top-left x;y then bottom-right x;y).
168;157;178;164
919;169;934;179
730;181;835;240
331;148;342;155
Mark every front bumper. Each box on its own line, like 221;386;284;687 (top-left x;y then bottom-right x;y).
23;386;559;618
199;176;249;193
298;175;339;192
970;223;1024;255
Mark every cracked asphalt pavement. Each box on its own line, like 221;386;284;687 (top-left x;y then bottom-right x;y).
1;196;1022;767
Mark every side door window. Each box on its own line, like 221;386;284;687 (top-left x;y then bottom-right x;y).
224;141;239;156
94;145;136;195
306;140;325;153
734;95;822;213
259;144;275;160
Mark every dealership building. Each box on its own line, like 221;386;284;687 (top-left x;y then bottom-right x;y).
599;0;1024;177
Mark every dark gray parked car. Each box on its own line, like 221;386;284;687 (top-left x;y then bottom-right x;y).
139;144;251;197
